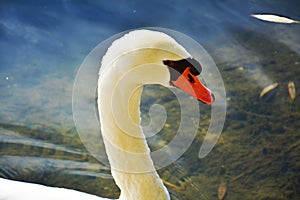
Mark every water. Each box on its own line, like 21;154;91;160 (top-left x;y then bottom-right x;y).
1;0;300;199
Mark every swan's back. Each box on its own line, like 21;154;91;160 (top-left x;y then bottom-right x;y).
0;178;109;200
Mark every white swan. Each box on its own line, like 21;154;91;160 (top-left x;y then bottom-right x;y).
0;29;213;200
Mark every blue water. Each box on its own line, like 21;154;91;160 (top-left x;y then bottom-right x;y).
1;0;300;199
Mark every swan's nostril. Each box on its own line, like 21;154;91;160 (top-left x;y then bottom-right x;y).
187;73;196;83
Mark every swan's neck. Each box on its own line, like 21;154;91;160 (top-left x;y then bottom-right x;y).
98;57;171;200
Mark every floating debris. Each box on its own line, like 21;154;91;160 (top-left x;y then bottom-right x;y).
288;81;296;102
218;181;227;200
260;83;279;100
251;14;300;24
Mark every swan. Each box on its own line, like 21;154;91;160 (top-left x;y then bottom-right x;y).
0;29;213;200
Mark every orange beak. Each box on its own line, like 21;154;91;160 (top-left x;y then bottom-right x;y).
171;67;214;105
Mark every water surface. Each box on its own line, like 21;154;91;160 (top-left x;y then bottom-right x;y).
1;0;300;199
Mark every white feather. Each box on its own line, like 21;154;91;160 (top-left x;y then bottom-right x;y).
251;14;299;24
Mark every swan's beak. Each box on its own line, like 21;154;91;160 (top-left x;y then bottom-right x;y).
171;67;214;105
163;58;214;105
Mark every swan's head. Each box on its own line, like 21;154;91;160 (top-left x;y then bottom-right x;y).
99;29;214;105
163;58;214;105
